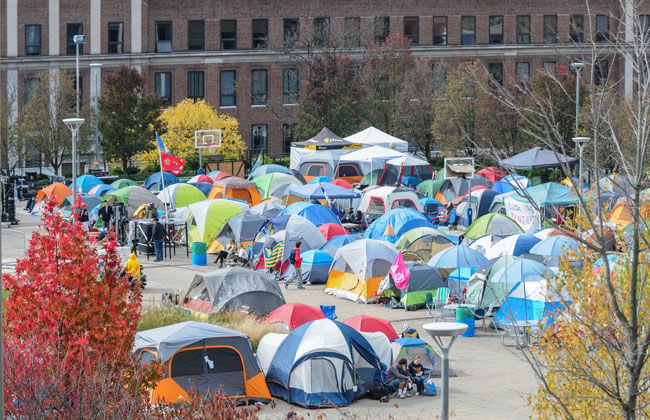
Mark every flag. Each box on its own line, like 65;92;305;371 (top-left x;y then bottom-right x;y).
263;242;284;269
156;132;167;153
160;152;185;175
389;251;410;290
319;182;340;217
251;153;263;174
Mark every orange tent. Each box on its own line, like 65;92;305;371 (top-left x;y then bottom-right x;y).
36;183;72;205
608;203;634;229
208;177;262;206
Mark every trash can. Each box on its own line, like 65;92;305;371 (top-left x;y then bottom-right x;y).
191;241;207;266
456;307;475;337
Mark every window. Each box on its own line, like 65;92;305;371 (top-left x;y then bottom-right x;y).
488;62;504;86
596;15;609;42
392;199;416;210
107;22;124;53
337;164;360;177
516;62;530;84
544;15;557;43
188;20;204;50
283;123;295;154
251;69;267;106
433;17;447;45
595;60;609;86
517;15;531;44
221;20;237;50
155;72;172;105
543;61;557;70
283;18;299;48
220;70;236;107
307;164;325;177
313;17;330;48
404;16;419;45
461;16;475;45
374;16;390;44
283;68;299;105
24;78;39;103
25;25;41;55
489;16;503;44
187;71;204;100
570;14;584;42
252;19;268;49
368;197;385;213
155;21;172;52
66;23;83;55
344;17;360;48
251;124;268;152
640;15;650;39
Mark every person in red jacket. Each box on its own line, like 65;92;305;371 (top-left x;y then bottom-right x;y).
284;241;305;289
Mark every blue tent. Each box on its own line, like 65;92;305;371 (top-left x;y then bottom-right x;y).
88;183;115;197
300;249;334;284
258;319;384;408
510;182;578;207
70;174;104;193
427;245;490;269
492;180;515;194
529;235;579;256
308;176;334;184
248;164;294;180
145;172;179;191
188;182;212;196
320;235;361;257
494;279;565;326
391;338;438;371
401;176;422;188
364;208;434;243
281;202;341;227
286;183;360;200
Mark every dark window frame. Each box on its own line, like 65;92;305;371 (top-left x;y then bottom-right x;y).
488;62;504;86
489;15;503;44
640;15;650;39
516;15;531;44
221;19;237;50
188;20;205;51
282;123;296;154
187;71;204;101
220;70;236;107
66;23;83;55
433;16;447;45
313;17;330;48
251;69;268;106
596;15;609;42
25;24;42;56
155;72;172;105
570;14;584;43
344;16;361;48
107;22;124;54
543;61;557;70
283;68;299;105
283;18;299;48
516;61;530;85
404;16;419;45
251;124;268;152
252;19;268;49
594;60;609;86
544;15;558;43
155;21;172;53
461;16;476;45
374;16;390;44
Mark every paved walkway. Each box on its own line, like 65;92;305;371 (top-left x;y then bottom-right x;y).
2;206;537;419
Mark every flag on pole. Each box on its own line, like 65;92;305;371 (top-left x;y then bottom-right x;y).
251;153;263;174
156;132;167;153
319;182;340;217
160;152;185;175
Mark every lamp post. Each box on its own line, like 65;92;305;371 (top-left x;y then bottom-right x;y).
570;61;585;137
89;63;102;165
63;118;85;195
573;136;590;188
73;34;86;116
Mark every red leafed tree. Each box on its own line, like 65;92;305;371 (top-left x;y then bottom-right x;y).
3;197;158;417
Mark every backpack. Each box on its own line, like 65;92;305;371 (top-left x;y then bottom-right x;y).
368;381;391;400
289;249;296;264
422;379;437;396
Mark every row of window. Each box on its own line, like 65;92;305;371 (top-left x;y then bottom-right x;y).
245;123;297;154
153;68;299;107
22;14;620;56
485;59;609;87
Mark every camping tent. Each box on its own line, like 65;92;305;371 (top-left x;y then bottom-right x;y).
358;186;423;223
395;227;454;262
320;234;361;257
360;169;384;187
133;321;271;403
338;145;405;175
417;178;445;199
70;174;104;193
36;182;72;206
188;182;213;196
281;202;341;227
509;182;577;207
158;183;207;209
88;184;115;197
529;235;579;256
379;155;433;186
256;319;384;408
253;173;303;199
104;186;164;218
318;223;350;240
215;211;266;250
364;209;434;243
208;177;262;205
484;234;541;259
481;259;551;308
382;261;446;310
265;303;325;331
465;213;524;239
59;194;101;219
187;174;214;184
250;198;285;218
183;267;285;316
344;126;409;152
436;176;490;203
111;178;138;189
144;172;179;191
454;189;499;227
500;147;578;170
248;164;294;180
494;278;564;326
325;239;398;302
476;167;507;183
391;338;438;373
299;249;334;284
187;199;245;244
343;315;399;341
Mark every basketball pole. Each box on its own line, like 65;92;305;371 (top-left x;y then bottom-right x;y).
199;148;202;170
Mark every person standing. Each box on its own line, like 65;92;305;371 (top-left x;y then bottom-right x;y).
152;217;165;262
285;241;304;289
98;201;113;231
128;216;139;255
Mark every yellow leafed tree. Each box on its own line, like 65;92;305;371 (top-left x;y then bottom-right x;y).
142;99;246;165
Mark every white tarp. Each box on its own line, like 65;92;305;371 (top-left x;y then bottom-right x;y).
504;196;540;234
344;127;409;152
290;147;351;170
338;146;405;174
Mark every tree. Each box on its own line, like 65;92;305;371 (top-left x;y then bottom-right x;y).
140;98;246;169
3;198;158;417
296;51;366;138
17;71;93;175
99;65;163;172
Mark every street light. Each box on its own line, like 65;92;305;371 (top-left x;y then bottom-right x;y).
63;118;85;196
570;61;585;138
573;136;590;187
89;63;102;164
73;34;86;116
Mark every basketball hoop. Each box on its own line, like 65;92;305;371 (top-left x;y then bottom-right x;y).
194;129;222;153
444;157;475;179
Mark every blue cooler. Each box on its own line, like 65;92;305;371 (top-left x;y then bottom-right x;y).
191;241;207;266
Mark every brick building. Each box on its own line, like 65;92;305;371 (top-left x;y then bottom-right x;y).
0;0;645;173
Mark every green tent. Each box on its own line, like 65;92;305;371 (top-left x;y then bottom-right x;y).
360;169;383;187
159;183;207;209
110;178;139;189
465;255;520;305
465;213;524;240
187;199;244;244
416;178;445;198
396;226;453;262
104;186;163;217
252;173;303;199
384;261;446;310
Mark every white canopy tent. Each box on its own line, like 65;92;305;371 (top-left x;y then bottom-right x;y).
338;146;405;175
344;126;409;152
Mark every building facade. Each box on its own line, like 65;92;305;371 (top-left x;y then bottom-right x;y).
0;0;644;172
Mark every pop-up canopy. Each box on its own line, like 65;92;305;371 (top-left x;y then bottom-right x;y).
501;147;578;170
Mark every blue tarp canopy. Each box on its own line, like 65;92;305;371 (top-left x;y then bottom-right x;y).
281;202;341;227
501;147;578;170
510;182;578;207
364;208;434;243
286;182;360;199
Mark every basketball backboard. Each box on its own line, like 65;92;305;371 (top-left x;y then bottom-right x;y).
444;157;475;179
194;129;222;155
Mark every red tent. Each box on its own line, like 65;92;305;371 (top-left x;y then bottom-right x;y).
477;167;507;183
265;303;325;330
343;315;399;341
331;179;353;189
318;223;350;240
194;174;214;184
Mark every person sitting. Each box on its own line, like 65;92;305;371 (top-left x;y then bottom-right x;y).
385;358;413;399
215;239;236;267
408;355;427;396
237;243;249;265
341;207;354;223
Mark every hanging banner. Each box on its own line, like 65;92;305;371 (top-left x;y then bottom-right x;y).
389;251;410;290
504;197;540;234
